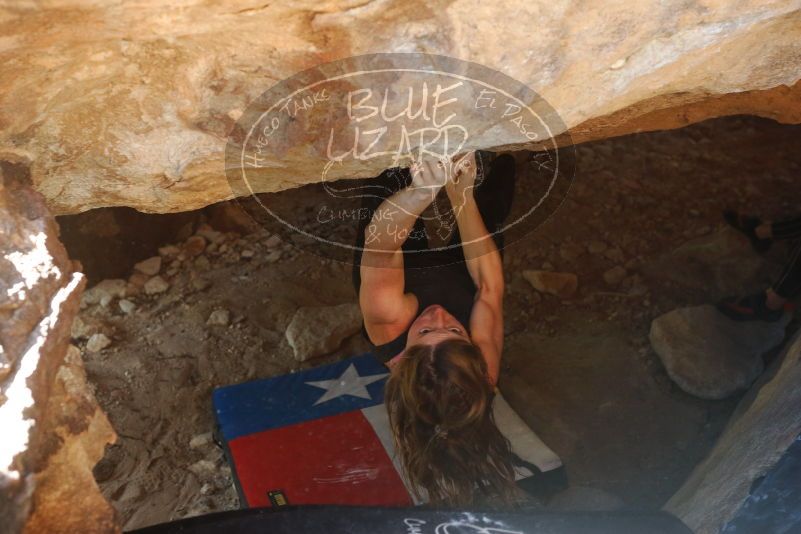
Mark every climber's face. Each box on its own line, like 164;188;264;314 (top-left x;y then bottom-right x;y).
404;304;469;348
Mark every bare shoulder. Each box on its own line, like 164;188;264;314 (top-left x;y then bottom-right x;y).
363;292;419;346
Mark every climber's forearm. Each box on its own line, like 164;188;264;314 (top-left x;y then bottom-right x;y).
362;187;433;255
453;196;504;294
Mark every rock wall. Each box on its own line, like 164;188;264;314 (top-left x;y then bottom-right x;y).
665;331;801;534
0;0;799;215
0;164;117;533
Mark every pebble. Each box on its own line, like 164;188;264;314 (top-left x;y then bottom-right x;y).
207;309;230;326
158;245;180;257
134;256;162;276
82;279;127;307
86;333;112;353
184;235;207;257
70;316;93;339
195;226;226;244
190;432;213;449
603;266;628;286
125;281;141;298
522;270;579;299
240;249;255;259
188;460;217;477
128;272;149;289
118;299;136;314
144;276;170;295
264;250;282;263
265;235;282;248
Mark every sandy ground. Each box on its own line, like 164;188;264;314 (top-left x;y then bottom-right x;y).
67;115;801;530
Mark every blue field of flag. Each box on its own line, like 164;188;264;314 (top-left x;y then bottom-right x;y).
213;353;390;441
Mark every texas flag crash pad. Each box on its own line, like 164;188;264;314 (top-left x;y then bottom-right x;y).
212;353;563;508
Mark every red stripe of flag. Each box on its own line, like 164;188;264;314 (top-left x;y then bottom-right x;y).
229;409;413;507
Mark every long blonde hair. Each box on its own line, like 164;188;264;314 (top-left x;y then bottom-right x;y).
384;339;520;506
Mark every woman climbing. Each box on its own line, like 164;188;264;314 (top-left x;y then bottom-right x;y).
352;149;523;506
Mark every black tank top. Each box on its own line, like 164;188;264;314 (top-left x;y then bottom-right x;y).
371;256;476;362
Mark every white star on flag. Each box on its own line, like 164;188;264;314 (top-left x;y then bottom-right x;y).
305;364;389;406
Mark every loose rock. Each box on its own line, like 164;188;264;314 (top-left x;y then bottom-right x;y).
285;303;363;361
71;315;106;340
128;272;149;289
82;279;127;307
184;235;207;257
86;333;112;353
264;250;282;263
144;276;170;295
158;245;180;257
265;235;282;248
134;256;162;276
522;270;578;299
195;225;225;245
206;309;230;327
118;299;136;314
188;460;217;478
649;305;790;399
189;433;213;449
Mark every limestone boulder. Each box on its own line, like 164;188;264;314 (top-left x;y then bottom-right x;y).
0;1;799;215
666;330;801;534
642;227;770;297
649;305;789;400
285;303;363;361
22;346;119;534
0;166;117;533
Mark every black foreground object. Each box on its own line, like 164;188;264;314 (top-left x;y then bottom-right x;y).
130;505;692;534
